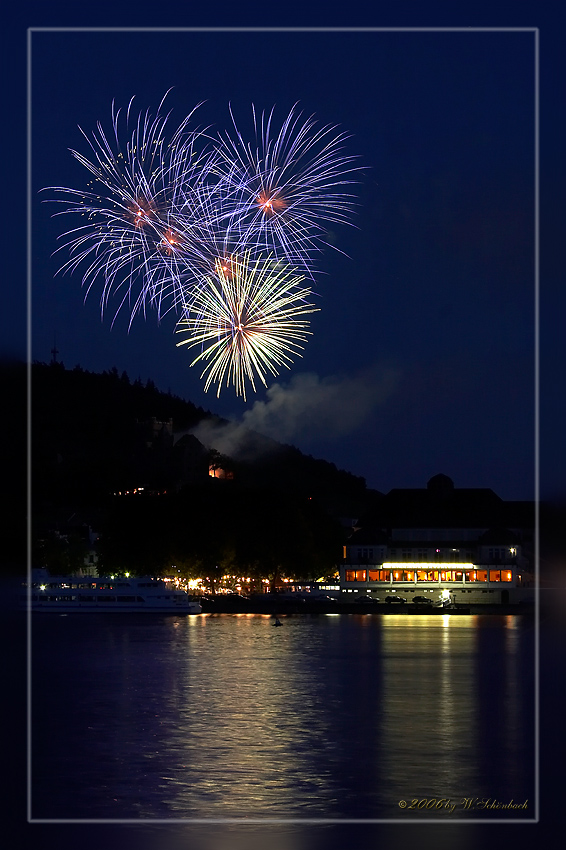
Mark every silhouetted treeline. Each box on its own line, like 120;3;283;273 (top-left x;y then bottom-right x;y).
24;361;376;578
98;482;344;584
31;360;370;501
32;361;207;504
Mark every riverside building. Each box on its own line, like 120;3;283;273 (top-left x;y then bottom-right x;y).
339;475;534;605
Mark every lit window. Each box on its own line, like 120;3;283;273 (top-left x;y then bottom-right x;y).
345;570;367;582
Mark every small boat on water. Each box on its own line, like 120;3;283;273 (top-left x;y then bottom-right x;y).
22;571;202;614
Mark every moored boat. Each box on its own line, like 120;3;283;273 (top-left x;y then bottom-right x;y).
22;571;202;613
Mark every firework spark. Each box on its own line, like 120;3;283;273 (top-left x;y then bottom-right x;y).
175;251;319;400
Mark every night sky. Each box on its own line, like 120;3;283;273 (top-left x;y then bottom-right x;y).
5;7;566;850
5;5;564;505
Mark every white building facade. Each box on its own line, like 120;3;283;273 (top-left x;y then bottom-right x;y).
339;475;534;604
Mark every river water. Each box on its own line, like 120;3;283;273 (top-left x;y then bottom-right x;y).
31;612;534;822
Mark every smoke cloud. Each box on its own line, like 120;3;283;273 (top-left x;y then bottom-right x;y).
189;365;400;460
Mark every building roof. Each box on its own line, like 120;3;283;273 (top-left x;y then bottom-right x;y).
363;476;533;530
427;473;455;492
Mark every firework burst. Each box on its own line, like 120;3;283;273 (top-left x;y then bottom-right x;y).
46;92;211;324
175;251;319;400
209;103;361;274
45;95;360;398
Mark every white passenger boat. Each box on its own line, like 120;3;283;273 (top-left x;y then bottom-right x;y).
23;571;202;613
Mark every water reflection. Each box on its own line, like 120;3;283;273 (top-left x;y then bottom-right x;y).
162;614;343;816
378;615;479;812
31;613;533;820
473;615;534;803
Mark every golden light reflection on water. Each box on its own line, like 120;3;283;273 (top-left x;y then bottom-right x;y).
152;614;530;818
32;613;533;820
376;613;532;811
157;614;343;817
378;615;479;806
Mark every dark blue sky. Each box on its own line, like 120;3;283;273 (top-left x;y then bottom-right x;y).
4;4;564;503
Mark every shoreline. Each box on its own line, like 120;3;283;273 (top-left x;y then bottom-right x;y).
198;597;535;616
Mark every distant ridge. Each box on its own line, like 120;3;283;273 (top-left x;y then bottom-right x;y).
31;360;377;515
